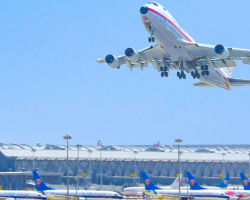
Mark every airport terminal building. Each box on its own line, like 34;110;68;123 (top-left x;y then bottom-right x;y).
0;143;250;189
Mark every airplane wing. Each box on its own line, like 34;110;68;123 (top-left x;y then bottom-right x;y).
96;44;170;71
186;42;250;63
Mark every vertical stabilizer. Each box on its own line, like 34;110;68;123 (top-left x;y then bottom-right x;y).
216;174;230;188
170;174;182;189
225;67;233;78
32;170;55;191
240;172;250;190
141;171;161;191
186;172;206;190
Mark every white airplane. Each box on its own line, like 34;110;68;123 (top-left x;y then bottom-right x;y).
141;171;230;200
97;1;250;90
33;171;123;199
0;191;46;200
123;174;182;193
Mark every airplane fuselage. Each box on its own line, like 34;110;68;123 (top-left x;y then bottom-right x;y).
43;190;123;199
140;2;232;90
0;191;46;199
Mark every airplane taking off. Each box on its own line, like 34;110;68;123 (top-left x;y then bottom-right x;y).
32;171;123;199
97;1;250;90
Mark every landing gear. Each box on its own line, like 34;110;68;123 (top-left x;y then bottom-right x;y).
191;71;200;79
148;36;155;42
201;65;209;76
177;70;186;79
160;66;168;77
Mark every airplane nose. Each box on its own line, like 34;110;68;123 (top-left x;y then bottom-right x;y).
140;5;148;14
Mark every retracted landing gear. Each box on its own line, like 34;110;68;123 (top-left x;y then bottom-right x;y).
160;66;168;77
201;65;209;76
191;71;200;79
177;70;186;79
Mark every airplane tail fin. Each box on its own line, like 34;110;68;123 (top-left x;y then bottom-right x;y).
170;174;182;189
225;67;233;78
216;174;230;188
141;171;161;191
240;172;250;190
32;170;54;191
186;172;206;190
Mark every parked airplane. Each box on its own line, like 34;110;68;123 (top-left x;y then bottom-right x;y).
141;171;230;199
0;191;46;200
240;172;250;190
187;172;231;190
123;174;182;193
97;1;250;90
32;171;123;199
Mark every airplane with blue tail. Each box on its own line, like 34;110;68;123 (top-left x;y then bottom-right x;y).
240;172;250;190
187;172;231;190
32;170;123;199
141;171;231;199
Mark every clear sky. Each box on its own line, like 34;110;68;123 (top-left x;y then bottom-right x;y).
0;0;250;146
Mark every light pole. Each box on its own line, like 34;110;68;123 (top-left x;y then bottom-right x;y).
31;149;36;170
100;147;103;190
175;138;183;200
63;135;72;200
222;153;226;177
76;144;82;197
134;151;138;186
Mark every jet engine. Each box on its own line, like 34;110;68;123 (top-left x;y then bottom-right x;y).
214;44;230;59
125;47;140;62
105;54;120;68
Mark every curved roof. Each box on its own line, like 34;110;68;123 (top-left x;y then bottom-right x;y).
1;143;250;161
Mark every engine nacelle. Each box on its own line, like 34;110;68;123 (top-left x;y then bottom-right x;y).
125;47;140;62
105;54;120;68
214;44;230;59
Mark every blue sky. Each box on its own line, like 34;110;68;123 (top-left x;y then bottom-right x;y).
0;0;250;146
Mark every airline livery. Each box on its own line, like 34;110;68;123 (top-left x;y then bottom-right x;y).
141;171;230;199
186;172;231;190
97;1;250;90
123;174;182;194
0;191;46;200
32;171;123;199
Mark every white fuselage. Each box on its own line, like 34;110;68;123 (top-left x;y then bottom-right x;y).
140;2;232;90
149;189;229;200
0;191;46;199
43;190;123;199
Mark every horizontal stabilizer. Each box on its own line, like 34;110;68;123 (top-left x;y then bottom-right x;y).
193;82;215;87
96;58;105;63
228;78;250;86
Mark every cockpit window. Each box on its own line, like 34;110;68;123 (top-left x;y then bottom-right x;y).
148;1;158;6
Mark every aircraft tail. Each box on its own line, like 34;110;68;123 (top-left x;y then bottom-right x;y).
170;174;182;189
216;174;230;188
225;67;233;78
32;170;54;191
186;172;206;190
240;172;250;190
141;171;161;191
